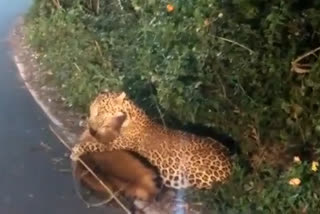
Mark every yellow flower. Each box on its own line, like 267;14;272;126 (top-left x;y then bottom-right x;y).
311;161;319;172
289;178;301;187
166;4;174;12
293;156;301;164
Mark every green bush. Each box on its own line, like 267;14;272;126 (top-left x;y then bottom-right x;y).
25;0;320;212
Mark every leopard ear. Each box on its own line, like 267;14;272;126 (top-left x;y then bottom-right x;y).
102;88;109;93
116;92;127;102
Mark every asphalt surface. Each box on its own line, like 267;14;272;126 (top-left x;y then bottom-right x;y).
0;1;121;213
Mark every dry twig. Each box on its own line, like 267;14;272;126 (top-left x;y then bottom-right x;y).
51;0;61;9
291;46;320;74
213;35;254;54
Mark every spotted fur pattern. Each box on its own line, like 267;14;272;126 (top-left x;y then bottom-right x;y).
72;91;233;189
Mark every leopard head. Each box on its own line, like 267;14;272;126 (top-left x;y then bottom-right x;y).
88;91;148;135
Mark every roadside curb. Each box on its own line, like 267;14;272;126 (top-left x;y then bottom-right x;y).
13;55;64;128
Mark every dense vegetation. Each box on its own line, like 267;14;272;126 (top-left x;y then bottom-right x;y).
25;0;320;212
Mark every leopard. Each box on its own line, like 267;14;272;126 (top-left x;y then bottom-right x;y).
72;91;233;190
72;113;161;202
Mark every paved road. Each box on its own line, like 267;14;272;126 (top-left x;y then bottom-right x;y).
0;1;122;213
